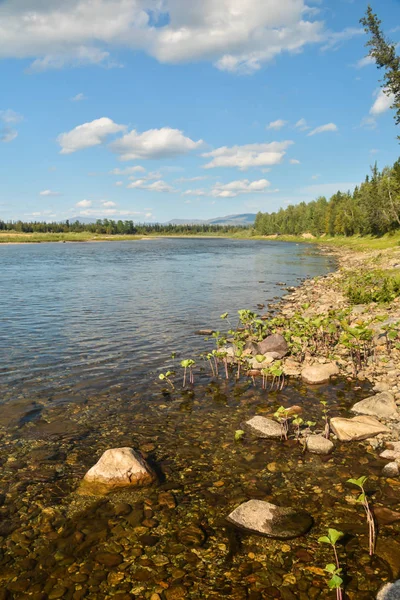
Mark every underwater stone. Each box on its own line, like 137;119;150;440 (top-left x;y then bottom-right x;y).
83;447;155;489
227;500;313;540
306;435;334;455
244;416;282;439
351;392;398;420
330;415;390;442
377;581;400;600
382;462;400;478
301;363;339;385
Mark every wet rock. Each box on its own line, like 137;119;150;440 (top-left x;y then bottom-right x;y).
306;435;334;455
114;502;132;516
244;341;259;356
374;507;400;525
250;355;275;369
158;491;176;509
376;538;400;578
351;392;398;420
226;500;313;540
257;334;288;359
330;415;390;442
48;588;67;600
95;552;123;567
82;447;155;490
178;524;206;547
244;416;282;439
377;581;400;600
301;363;339;385
195;329;214;335
165;585;187;599
381;442;400;461
382;462;400;477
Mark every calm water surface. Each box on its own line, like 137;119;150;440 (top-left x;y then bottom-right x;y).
0;239;396;600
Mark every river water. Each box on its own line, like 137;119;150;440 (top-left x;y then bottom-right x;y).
0;239;397;599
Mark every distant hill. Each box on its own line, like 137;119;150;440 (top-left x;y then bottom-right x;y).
167;213;256;226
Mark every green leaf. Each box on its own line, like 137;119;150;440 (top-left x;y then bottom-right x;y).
328;528;344;545
255;354;265;363
220;313;229;319
328;574;343;589
357;492;366;504
347;475;367;488
159;374;165;380
234;430;245;442
325;564;337;574
318;536;331;545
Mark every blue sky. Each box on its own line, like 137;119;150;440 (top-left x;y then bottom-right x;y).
0;0;399;223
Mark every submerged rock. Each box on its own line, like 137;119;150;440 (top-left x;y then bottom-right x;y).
351;392;398;420
382;462;400;478
381;442;400;462
330;415;390;442
306;435;334;455
377;581;400;600
257;334;288;359
301;363;339;385
244;416;282;439
227;499;313;539
82;447;155;490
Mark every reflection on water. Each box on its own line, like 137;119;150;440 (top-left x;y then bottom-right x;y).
0;240;397;599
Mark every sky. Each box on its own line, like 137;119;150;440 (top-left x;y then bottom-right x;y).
0;0;399;224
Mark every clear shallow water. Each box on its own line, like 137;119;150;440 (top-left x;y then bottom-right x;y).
0;238;334;394
0;239;397;600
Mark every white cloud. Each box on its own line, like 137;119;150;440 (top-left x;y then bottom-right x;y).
115;181;124;186
0;128;18;143
76;199;92;207
289;158;301;164
127;179;175;193
370;88;394;116
295;118;309;131
76;208;151;218
202;141;293;170
354;55;374;68
58;117;126;154
102;200;116;207
176;175;209;183
307;123;338;136
211;178;271;197
182;189;207;196
321;27;364;51
0;109;23;143
267;119;287;130
360;116;377;129
111;127;203;161
0;109;23;124
71;93;87;102
110;166;146;175
40;189;62;197
0;0;350;75
129;171;162;181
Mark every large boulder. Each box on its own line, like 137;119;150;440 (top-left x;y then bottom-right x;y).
83;448;155;490
244;416;282;439
351;392;398;420
301;363;339;385
330;415;390;442
257;334;288;359
377;581;400;600
306;435;334;455
227;499;313;540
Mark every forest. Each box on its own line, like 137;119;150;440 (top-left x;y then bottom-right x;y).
254;159;400;237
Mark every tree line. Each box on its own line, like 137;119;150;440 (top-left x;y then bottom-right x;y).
0;219;249;236
254;159;400;237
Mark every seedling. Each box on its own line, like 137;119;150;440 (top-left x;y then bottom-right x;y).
181;359;196;386
347;475;375;555
320;400;330;439
274;406;290;440
318;528;344;600
158;370;175;391
292;414;304;442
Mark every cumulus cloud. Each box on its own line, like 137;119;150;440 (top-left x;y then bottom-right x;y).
176;175;209;183
40;189;62;196
0;109;23;124
307;123;338;136
370;88;394;116
0;109;23;143
58;117;126;154
354;55;375;68
211;178;271;197
127;179;175;193
76;208;153;218
0;0;356;75
267;119;287;130
202;141;293;170
0;128;18;143
71;93;87;101
182;189;207;196
111;127;203;161
290;158;301;164
110;166;146;175
76;199;92;207
102;200;116;207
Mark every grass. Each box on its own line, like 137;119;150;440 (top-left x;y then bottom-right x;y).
0;231;143;243
267;232;400;251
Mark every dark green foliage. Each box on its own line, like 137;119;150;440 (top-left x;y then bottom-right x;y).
361;5;400;136
254;159;400;237
345;270;400;304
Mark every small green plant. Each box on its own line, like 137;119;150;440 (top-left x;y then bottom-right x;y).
234;429;245;442
347;475;376;555
274;406;290;440
158;370;175;390
292;414;304;442
318;528;344;600
320;400;330;439
181;359;196;386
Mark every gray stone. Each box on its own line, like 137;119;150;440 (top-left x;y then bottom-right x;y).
301;363;339;385
306;435;334;455
227;499;313;540
377;581;400;600
249;354;275;369
244;416;283;439
351;392;398;420
382;462;400;477
83;447;155;489
257;334;288;359
330;415;390;442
